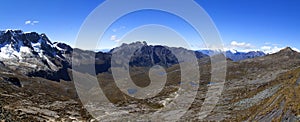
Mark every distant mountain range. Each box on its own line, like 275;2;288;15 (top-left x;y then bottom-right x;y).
197;49;266;61
0;30;288;82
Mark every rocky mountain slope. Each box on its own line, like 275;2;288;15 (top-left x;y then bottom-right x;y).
199;47;300;121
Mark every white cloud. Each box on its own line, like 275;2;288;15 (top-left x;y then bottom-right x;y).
261;46;272;50
230;41;252;48
25;21;31;25
110;35;117;41
110;35;122;43
224;41;255;52
225;41;299;54
33;21;39;24
25;20;39;25
115;39;121;43
260;45;300;54
292;47;300;52
260;46;281;54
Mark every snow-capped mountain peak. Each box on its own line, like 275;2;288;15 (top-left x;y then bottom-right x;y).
229;49;238;54
0;30;73;73
0;30;57;59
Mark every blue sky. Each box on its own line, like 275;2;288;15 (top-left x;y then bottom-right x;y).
1;0;300;53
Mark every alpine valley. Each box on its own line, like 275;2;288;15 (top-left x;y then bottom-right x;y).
0;30;299;121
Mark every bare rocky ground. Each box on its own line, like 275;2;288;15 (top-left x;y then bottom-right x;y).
1;47;300;121
0;69;92;121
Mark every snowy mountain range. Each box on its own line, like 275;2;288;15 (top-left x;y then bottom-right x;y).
0;30;73;81
197;49;266;61
0;30;269;81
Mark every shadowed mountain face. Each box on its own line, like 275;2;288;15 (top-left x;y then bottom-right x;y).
110;42;208;67
0;30;300;121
